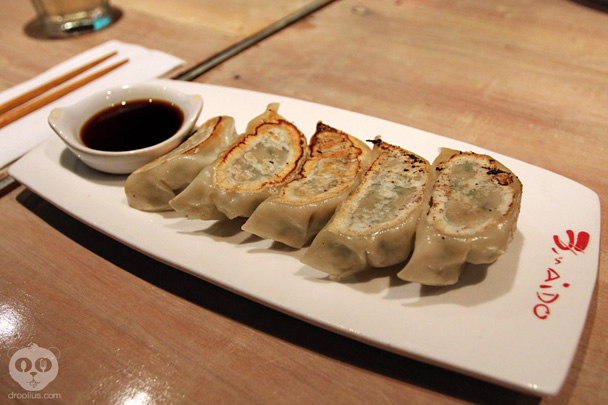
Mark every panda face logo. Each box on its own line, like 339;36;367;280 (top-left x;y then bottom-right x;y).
8;344;59;391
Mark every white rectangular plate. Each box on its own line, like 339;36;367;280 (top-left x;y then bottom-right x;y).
9;79;600;396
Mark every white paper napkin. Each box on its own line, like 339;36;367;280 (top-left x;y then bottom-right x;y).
0;40;185;168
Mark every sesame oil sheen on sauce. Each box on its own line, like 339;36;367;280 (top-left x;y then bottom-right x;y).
81;99;184;152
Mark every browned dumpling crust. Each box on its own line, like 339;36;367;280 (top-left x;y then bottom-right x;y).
214;115;306;194
169;103;308;220
241;122;373;248
301;139;432;279
397;148;523;286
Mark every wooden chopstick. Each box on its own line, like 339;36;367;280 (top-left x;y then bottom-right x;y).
0;58;128;130
0;51;118;116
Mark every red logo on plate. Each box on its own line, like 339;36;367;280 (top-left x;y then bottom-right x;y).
552;230;590;255
533;230;590;320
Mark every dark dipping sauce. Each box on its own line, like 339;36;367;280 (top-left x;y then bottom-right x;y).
80;99;184;152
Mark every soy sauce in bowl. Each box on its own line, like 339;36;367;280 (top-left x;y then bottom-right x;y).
81;99;184;152
49;82;203;174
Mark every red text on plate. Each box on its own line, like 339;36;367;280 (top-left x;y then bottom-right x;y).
533;230;589;320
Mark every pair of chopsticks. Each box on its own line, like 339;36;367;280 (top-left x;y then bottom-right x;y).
0;51;128;196
0;51;128;130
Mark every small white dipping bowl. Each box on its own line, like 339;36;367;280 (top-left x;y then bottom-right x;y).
48;82;203;174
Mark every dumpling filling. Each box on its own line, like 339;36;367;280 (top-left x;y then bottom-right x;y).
169;103;307;220
242;122;372;248
301;139;431;279
397;149;523;286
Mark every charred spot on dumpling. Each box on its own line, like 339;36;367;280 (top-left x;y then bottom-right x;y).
366;138;383;147
491;171;515;186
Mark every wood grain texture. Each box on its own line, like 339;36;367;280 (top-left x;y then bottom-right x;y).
196;0;608;403
0;0;314;89
1;0;607;404
0;188;531;404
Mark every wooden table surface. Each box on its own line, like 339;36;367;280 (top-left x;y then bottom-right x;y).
0;0;313;86
1;0;607;403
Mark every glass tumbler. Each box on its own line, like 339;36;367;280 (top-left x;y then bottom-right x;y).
31;0;117;37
